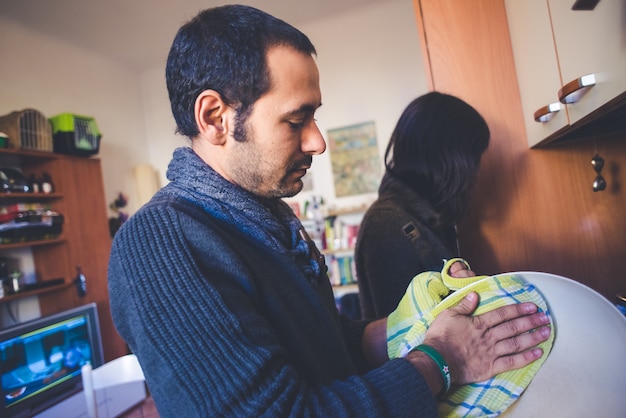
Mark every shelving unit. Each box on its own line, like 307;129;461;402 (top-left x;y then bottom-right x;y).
0;148;126;361
323;207;365;289
300;205;368;300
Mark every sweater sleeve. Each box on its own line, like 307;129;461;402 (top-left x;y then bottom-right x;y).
108;203;437;418
338;315;371;373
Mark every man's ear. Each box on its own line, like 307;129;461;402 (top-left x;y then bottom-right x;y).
194;90;230;144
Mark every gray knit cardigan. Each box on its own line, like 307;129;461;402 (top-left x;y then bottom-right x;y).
107;148;436;417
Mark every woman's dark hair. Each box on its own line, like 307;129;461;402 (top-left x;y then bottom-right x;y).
166;5;316;138
384;92;490;224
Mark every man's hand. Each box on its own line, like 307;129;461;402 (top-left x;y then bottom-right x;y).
421;291;551;385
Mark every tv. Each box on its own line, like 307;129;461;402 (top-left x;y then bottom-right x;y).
0;303;104;418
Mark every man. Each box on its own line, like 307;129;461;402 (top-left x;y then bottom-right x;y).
108;5;550;417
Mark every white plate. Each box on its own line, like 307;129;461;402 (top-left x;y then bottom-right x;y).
499;272;626;417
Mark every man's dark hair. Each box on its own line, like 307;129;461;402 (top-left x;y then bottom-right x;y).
166;4;317;138
384;92;490;224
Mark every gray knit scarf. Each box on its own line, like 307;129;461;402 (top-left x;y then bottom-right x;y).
166;147;323;285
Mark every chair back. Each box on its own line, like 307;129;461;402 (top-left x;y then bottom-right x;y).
81;354;145;418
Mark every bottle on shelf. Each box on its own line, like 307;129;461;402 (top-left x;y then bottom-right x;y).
302;195;326;250
41;172;54;194
28;173;40;193
8;270;22;294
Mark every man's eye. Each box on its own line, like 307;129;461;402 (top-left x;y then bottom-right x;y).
288;121;305;129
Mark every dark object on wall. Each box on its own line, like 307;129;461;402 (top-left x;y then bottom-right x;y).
572;0;601;11
74;265;88;297
108;216;123;237
108;192;129;237
49;113;101;156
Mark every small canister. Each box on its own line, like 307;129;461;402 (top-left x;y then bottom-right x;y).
9;271;21;293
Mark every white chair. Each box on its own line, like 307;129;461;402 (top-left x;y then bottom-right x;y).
499;272;626;417
81;354;146;418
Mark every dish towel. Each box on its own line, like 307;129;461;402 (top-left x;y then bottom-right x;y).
387;259;555;417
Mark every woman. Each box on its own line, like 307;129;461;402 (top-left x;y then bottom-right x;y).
355;92;490;319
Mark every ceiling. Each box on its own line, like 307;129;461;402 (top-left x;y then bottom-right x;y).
1;0;387;73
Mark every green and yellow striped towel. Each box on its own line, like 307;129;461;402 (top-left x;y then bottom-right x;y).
387;259;555;417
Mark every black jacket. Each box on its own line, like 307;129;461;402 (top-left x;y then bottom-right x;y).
355;174;458;319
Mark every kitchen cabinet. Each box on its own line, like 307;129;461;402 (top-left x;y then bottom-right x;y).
505;0;626;147
413;0;626;302
0;149;127;361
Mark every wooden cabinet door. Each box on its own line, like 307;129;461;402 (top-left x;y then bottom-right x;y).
505;0;569;147
549;0;626;125
506;0;626;147
413;0;626;302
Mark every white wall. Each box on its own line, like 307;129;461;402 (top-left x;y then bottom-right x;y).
1;0;425;215
0;0;425;320
0;16;149;213
0;16;150;323
296;0;427;212
139;67;187;204
1;0;425;214
137;0;428;214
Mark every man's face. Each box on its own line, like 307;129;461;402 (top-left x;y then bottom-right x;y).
225;45;326;198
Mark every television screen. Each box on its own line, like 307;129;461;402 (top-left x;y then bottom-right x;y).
0;303;103;418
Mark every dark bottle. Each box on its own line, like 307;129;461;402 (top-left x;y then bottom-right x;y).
29;173;40;193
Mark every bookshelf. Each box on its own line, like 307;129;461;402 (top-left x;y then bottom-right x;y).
300;206;367;295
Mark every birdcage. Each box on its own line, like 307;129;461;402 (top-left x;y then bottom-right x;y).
0;109;54;152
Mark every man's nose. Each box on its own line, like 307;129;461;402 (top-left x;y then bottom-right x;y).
302;122;326;155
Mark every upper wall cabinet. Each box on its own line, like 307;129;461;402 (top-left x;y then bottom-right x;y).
506;0;626;147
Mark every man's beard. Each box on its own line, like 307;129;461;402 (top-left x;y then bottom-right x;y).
231;113;311;199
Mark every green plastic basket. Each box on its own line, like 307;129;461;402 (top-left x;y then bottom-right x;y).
49;113;101;156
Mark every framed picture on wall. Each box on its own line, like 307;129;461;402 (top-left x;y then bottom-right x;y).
327;121;381;197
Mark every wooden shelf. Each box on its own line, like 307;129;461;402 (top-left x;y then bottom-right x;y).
332;283;359;299
322;247;355;256
0;192;63;200
0;148;58;160
0;237;66;250
327;205;369;217
0;282;72;303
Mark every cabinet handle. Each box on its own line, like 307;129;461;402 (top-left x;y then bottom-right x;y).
558;74;596;104
533;102;562;123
